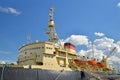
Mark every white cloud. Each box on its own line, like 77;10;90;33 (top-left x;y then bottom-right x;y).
0;60;17;64
94;37;114;50
117;2;120;8
117;41;120;45
78;50;87;56
0;60;6;64
94;32;105;37
64;35;89;46
0;50;11;54
0;6;21;15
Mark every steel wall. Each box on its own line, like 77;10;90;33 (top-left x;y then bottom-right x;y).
0;67;92;80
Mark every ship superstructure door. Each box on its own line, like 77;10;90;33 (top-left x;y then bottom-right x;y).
58;58;66;67
59;58;66;67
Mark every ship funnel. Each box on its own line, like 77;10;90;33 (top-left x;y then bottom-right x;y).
64;43;76;50
64;43;76;53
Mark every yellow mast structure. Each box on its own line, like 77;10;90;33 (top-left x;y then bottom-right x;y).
47;8;59;42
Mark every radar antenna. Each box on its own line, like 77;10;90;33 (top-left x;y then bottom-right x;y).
49;8;54;20
26;34;31;44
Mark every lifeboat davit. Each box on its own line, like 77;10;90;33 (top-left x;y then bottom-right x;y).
74;59;87;65
87;60;97;65
97;62;104;67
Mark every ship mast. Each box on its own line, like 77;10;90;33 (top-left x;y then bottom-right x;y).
46;8;59;42
92;42;95;59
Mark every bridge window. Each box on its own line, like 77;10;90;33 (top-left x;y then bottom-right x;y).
25;52;27;55
36;62;43;65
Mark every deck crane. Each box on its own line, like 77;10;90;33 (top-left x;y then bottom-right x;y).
106;47;116;59
101;47;116;70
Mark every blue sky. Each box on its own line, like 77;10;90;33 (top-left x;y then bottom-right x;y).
0;0;120;64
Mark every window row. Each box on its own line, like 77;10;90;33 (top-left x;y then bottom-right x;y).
19;47;44;53
45;54;53;58
19;46;53;53
19;54;53;59
46;47;53;50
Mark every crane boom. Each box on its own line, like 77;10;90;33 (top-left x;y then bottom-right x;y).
106;47;116;58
